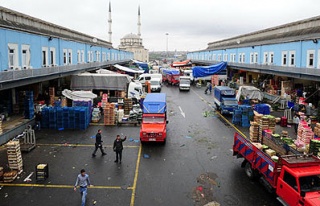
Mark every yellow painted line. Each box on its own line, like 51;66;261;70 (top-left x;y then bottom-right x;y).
192;88;247;138
89;123;105;126
130;144;142;206
37;143;139;148
0;183;124;189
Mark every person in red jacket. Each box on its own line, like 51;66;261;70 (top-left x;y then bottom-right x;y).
113;135;126;163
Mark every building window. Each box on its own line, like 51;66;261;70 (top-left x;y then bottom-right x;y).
289;51;295;67
90;51;94;62
77;50;81;63
213;54;216;61
318;50;320;69
269;52;274;64
263;52;268;64
81;50;85;63
242;53;245;63
50;47;56;66
63;49;68;65
238;54;242;63
21;44;31;69
282;51;287;66
68;49;72;64
254;52;258;63
102;52;106;61
307;50;315;68
87;51;91;62
250;53;254;64
8;43;19;69
42;47;48;67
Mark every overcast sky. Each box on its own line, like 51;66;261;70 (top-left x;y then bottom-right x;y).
2;0;320;51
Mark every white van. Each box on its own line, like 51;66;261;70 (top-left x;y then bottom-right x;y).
179;76;191;91
150;78;161;92
136;73;162;85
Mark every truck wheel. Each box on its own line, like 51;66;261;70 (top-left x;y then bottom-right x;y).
245;162;255;180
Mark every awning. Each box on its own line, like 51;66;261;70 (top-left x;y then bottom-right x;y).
62;89;97;101
114;64;144;74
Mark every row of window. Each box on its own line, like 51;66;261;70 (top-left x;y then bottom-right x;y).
7;43;130;70
193;49;319;68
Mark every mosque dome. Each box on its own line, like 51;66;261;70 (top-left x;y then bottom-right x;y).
122;33;140;39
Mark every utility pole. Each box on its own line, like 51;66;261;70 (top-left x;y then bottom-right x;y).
166;33;169;58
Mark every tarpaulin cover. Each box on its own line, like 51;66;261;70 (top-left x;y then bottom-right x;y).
236;86;264;101
143;93;166;113
132;60;149;70
70;73;131;90
62;89;97;101
192;62;227;78
162;69;180;75
114;64;144;74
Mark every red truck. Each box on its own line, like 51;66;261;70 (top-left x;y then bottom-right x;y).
233;132;320;206
140;93;168;143
162;69;180;85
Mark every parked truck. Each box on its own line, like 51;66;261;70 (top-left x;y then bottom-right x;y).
140;93;168;143
213;86;238;114
233;132;320;206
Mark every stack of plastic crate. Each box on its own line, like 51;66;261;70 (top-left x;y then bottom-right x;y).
41;107;49;128
74;107;81;129
48;107;56;129
56;107;64;130
63;107;70;129
24;91;34;119
254;104;270;115
69;107;75;129
239;105;252;127
232;108;241;125
79;107;89;130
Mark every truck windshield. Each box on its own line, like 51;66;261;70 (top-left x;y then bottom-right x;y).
143;116;165;123
224;100;238;105
299;175;320;192
180;80;190;84
150;81;159;85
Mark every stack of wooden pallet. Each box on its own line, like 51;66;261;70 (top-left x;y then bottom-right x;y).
124;98;133;115
259;116;270;140
104;103;116;125
49;87;55;106
249;121;259;142
253;111;263;123
6;140;23;173
3;170;18;183
268;116;276;132
0;167;3;182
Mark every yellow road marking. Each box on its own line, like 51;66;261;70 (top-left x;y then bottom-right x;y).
0;183;124;189
37;143;139;148
130;144;142;206
192;88;247;138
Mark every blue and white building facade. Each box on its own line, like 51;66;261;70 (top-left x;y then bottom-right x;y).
187;16;320;83
0;7;132;72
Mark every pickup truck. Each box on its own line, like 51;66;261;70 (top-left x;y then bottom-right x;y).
213;86;238;114
140;93;168;143
233;132;320;206
179;76;191;91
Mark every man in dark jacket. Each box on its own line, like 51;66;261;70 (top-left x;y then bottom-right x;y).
113;135;126;163
92;129;106;157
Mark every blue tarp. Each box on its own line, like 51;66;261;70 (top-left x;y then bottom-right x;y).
132;60;149;73
143;93;166;113
192;62;227;78
162;69;180;75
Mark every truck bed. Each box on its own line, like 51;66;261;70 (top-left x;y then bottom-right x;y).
233;132;280;188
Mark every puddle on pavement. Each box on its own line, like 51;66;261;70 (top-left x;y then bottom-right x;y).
191;172;220;206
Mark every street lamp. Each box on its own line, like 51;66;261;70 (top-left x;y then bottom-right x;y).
165;33;169;58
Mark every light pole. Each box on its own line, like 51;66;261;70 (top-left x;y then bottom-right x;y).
165;33;169;58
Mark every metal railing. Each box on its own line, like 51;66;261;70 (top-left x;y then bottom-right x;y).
0;60;130;83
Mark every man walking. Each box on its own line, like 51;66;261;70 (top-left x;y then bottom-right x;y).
92;129;106;157
113;135;127;164
293;115;300;134
74;169;92;206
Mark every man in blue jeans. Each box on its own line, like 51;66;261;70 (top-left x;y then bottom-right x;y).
74;169;92;206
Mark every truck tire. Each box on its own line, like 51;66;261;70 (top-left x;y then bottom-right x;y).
245;162;255;180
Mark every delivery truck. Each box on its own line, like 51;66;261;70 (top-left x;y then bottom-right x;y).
140;93;168;143
213;86;238;114
233;132;320;206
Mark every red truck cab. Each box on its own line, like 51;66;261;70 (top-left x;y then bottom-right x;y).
276;156;320;206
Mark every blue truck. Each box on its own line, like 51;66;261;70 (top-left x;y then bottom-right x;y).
213;86;238;115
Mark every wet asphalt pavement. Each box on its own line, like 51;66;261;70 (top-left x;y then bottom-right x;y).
0;84;287;206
